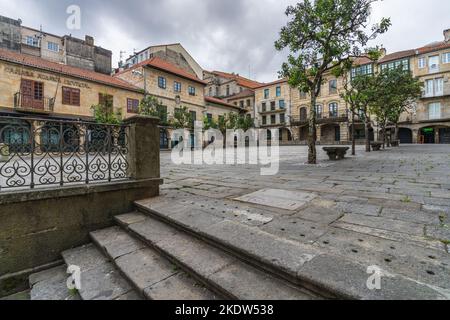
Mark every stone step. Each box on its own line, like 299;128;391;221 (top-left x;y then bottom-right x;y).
133;199;450;300
61;244;143;300
29;265;80;300
115;212;318;300
90;227;219;300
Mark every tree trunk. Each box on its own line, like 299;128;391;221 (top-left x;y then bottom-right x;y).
308;95;317;164
365;119;371;153
394;123;399;141
351;111;356;156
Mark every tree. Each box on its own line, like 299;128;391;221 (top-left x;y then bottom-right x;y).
275;0;390;164
170;106;193;129
91;97;122;125
337;52;380;153
139;95;169;125
369;66;422;148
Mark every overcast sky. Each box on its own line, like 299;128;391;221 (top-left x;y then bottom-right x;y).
1;0;449;82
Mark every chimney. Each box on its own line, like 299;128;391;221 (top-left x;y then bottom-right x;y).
85;35;94;46
444;29;450;42
379;47;387;58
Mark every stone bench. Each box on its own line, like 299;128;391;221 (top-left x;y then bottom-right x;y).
371;142;382;151
323;147;350;161
0;143;9;162
391;140;400;147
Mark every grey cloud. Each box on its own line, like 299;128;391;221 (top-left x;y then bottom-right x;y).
1;0;449;82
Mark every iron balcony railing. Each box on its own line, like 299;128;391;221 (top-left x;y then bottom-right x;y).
14;92;55;113
0;116;130;191
291;113;349;125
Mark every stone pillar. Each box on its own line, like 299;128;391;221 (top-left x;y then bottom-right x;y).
124;116;160;180
340;123;349;144
412;129;419;144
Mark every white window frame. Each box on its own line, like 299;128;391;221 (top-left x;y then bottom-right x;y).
428;55;440;72
428;103;441;120
435;78;444;96
47;42;59;52
418;57;426;69
425;79;434;97
26;36;39;47
442;52;450;64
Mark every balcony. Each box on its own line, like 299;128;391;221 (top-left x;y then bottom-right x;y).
14;92;55;114
291;113;349;126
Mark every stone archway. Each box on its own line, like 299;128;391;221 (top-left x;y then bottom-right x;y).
398;128;413;144
279;128;293;143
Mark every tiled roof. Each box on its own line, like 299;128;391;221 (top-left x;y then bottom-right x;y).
205;96;242;110
416;41;450;55
210;71;264;89
254;78;288;89
352;56;374;66
0;48;141;92
378;49;416;64
117;56;206;85
227;89;255;101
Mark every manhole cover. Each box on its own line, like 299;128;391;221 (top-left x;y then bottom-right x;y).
234;189;317;211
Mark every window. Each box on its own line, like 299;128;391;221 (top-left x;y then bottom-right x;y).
47;42;59;52
271;115;276;124
99;93;113;107
442;52;450;64
425;78;444;97
127;98;140;113
188;86;196;96
315;105;323;119
158;76;166;89
26;36;39;47
418;57;426;69
329;103;338;117
62;87;80;106
158;105;168;123
262;116;267;125
262;103;267;112
280;114;285;124
208;87;212;96
270;101;276;111
428;56;439;72
351;64;373;78
240;101;244;108
276;86;281;97
381;59;409;72
174;81;182;93
264;89;269;99
207;113;213;124
226;85;230;96
279;100;285;109
246;100;251;107
329;80;337;94
240;87;243;92
429;103;441;120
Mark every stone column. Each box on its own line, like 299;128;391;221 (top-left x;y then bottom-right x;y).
412;129;419;144
340;123;349;144
124;115;160;180
316;125;322;143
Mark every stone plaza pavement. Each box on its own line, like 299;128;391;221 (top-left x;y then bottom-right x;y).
157;145;450;295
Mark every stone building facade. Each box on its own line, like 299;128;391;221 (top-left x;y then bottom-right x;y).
0;14;112;75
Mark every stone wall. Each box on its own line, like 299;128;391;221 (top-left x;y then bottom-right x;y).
0;116;162;296
0;16;21;52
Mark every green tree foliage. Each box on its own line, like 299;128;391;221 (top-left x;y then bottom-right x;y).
139;95;169;125
275;0;390;163
370;66;423;145
91;96;122;125
170;106;193;129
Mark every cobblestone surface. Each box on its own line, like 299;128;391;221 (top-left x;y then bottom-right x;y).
159;145;450;291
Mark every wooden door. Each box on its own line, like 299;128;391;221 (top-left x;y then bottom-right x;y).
20;79;33;109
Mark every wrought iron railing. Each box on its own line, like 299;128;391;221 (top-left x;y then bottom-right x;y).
291;113;349;125
0;116;130;191
14;92;55;113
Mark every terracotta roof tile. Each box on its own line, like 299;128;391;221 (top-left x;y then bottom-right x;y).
227;89;255;101
117;56;206;85
417;41;450;55
205;96;242;110
254;78;288;89
0;48;141;92
211;71;264;89
378;49;416;64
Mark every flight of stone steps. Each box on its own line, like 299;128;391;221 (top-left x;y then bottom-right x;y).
28;197;448;300
28;212;317;300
